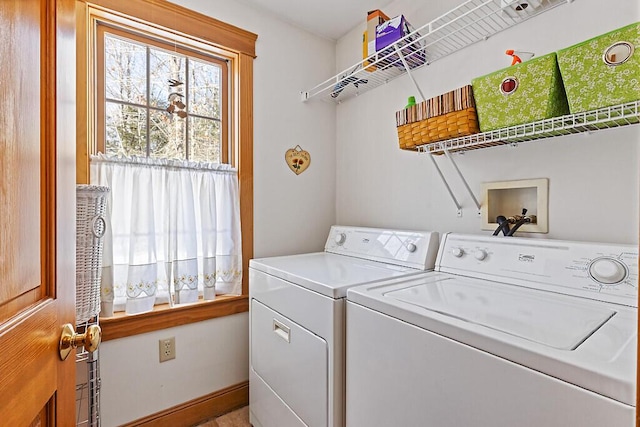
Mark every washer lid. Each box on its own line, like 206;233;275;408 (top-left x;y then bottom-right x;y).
250;252;419;298
385;276;616;350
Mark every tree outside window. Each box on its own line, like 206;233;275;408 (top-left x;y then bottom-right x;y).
100;28;228;163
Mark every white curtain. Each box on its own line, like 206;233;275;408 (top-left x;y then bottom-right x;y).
90;154;242;316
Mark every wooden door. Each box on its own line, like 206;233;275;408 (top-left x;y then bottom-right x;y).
0;0;77;425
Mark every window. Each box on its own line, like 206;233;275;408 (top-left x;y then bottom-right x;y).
94;24;241;316
76;0;256;338
97;25;229;163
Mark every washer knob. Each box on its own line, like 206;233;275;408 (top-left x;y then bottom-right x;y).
474;250;488;261
452;247;464;258
335;233;347;245
406;243;417;253
589;258;626;284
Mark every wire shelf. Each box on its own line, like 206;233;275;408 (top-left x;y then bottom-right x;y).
416;101;640;154
302;0;572;103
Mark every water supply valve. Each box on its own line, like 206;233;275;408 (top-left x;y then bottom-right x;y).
494;209;536;236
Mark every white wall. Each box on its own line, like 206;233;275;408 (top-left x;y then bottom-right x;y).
100;314;249;426
172;0;338;258
336;0;640;244
99;2;336;425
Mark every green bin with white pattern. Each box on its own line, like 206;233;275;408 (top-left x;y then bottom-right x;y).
471;52;569;132
557;22;640;114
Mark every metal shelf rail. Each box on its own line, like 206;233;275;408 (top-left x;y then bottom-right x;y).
302;0;573;103
419;100;640;154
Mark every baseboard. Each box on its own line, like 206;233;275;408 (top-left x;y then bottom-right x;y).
123;381;249;427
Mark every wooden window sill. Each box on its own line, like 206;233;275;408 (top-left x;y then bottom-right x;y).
99;295;249;341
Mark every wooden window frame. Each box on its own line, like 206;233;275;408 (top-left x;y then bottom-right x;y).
76;0;256;340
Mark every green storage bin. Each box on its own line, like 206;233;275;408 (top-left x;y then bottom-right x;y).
471;53;569;132
557;22;640;114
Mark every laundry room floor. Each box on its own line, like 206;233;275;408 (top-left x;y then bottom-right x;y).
195;406;250;427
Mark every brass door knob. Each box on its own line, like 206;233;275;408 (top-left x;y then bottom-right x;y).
59;323;101;361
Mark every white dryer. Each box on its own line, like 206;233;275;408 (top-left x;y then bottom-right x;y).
346;232;638;427
249;226;440;427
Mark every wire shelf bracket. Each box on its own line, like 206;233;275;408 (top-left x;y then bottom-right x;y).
444;149;482;217
394;44;426;102
422;100;640;217
428;154;463;217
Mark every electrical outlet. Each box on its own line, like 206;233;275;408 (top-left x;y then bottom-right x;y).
159;337;176;362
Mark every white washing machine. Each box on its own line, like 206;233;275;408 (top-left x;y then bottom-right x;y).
346;232;638;427
249;226;440;427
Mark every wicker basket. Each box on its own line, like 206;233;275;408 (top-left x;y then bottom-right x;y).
76;185;110;323
396;85;479;151
397;108;479;151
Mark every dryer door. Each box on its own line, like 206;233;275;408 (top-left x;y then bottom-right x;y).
251;300;328;426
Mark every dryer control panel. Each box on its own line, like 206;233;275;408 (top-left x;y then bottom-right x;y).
436;233;638;307
325;226;440;271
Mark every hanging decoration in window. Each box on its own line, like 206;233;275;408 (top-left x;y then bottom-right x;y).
285;145;311;175
166;78;187;118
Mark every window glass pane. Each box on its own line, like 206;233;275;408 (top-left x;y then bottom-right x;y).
102;30;226;164
105;102;147;156
189;117;220;163
189;59;221;119
150;109;186;159
150;49;186;110
104;34;147;105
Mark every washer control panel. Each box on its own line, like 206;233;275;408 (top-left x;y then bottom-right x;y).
325;226;440;271
334;232;347;245
437;233;638;307
452;247;464;258
588;257;627;284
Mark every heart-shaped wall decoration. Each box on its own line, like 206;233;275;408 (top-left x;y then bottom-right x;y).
285;145;311;175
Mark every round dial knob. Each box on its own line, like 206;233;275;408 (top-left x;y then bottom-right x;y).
335;233;346;245
406;243;417;253
452;247;464;258
588;258;627;284
474;250;487;261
